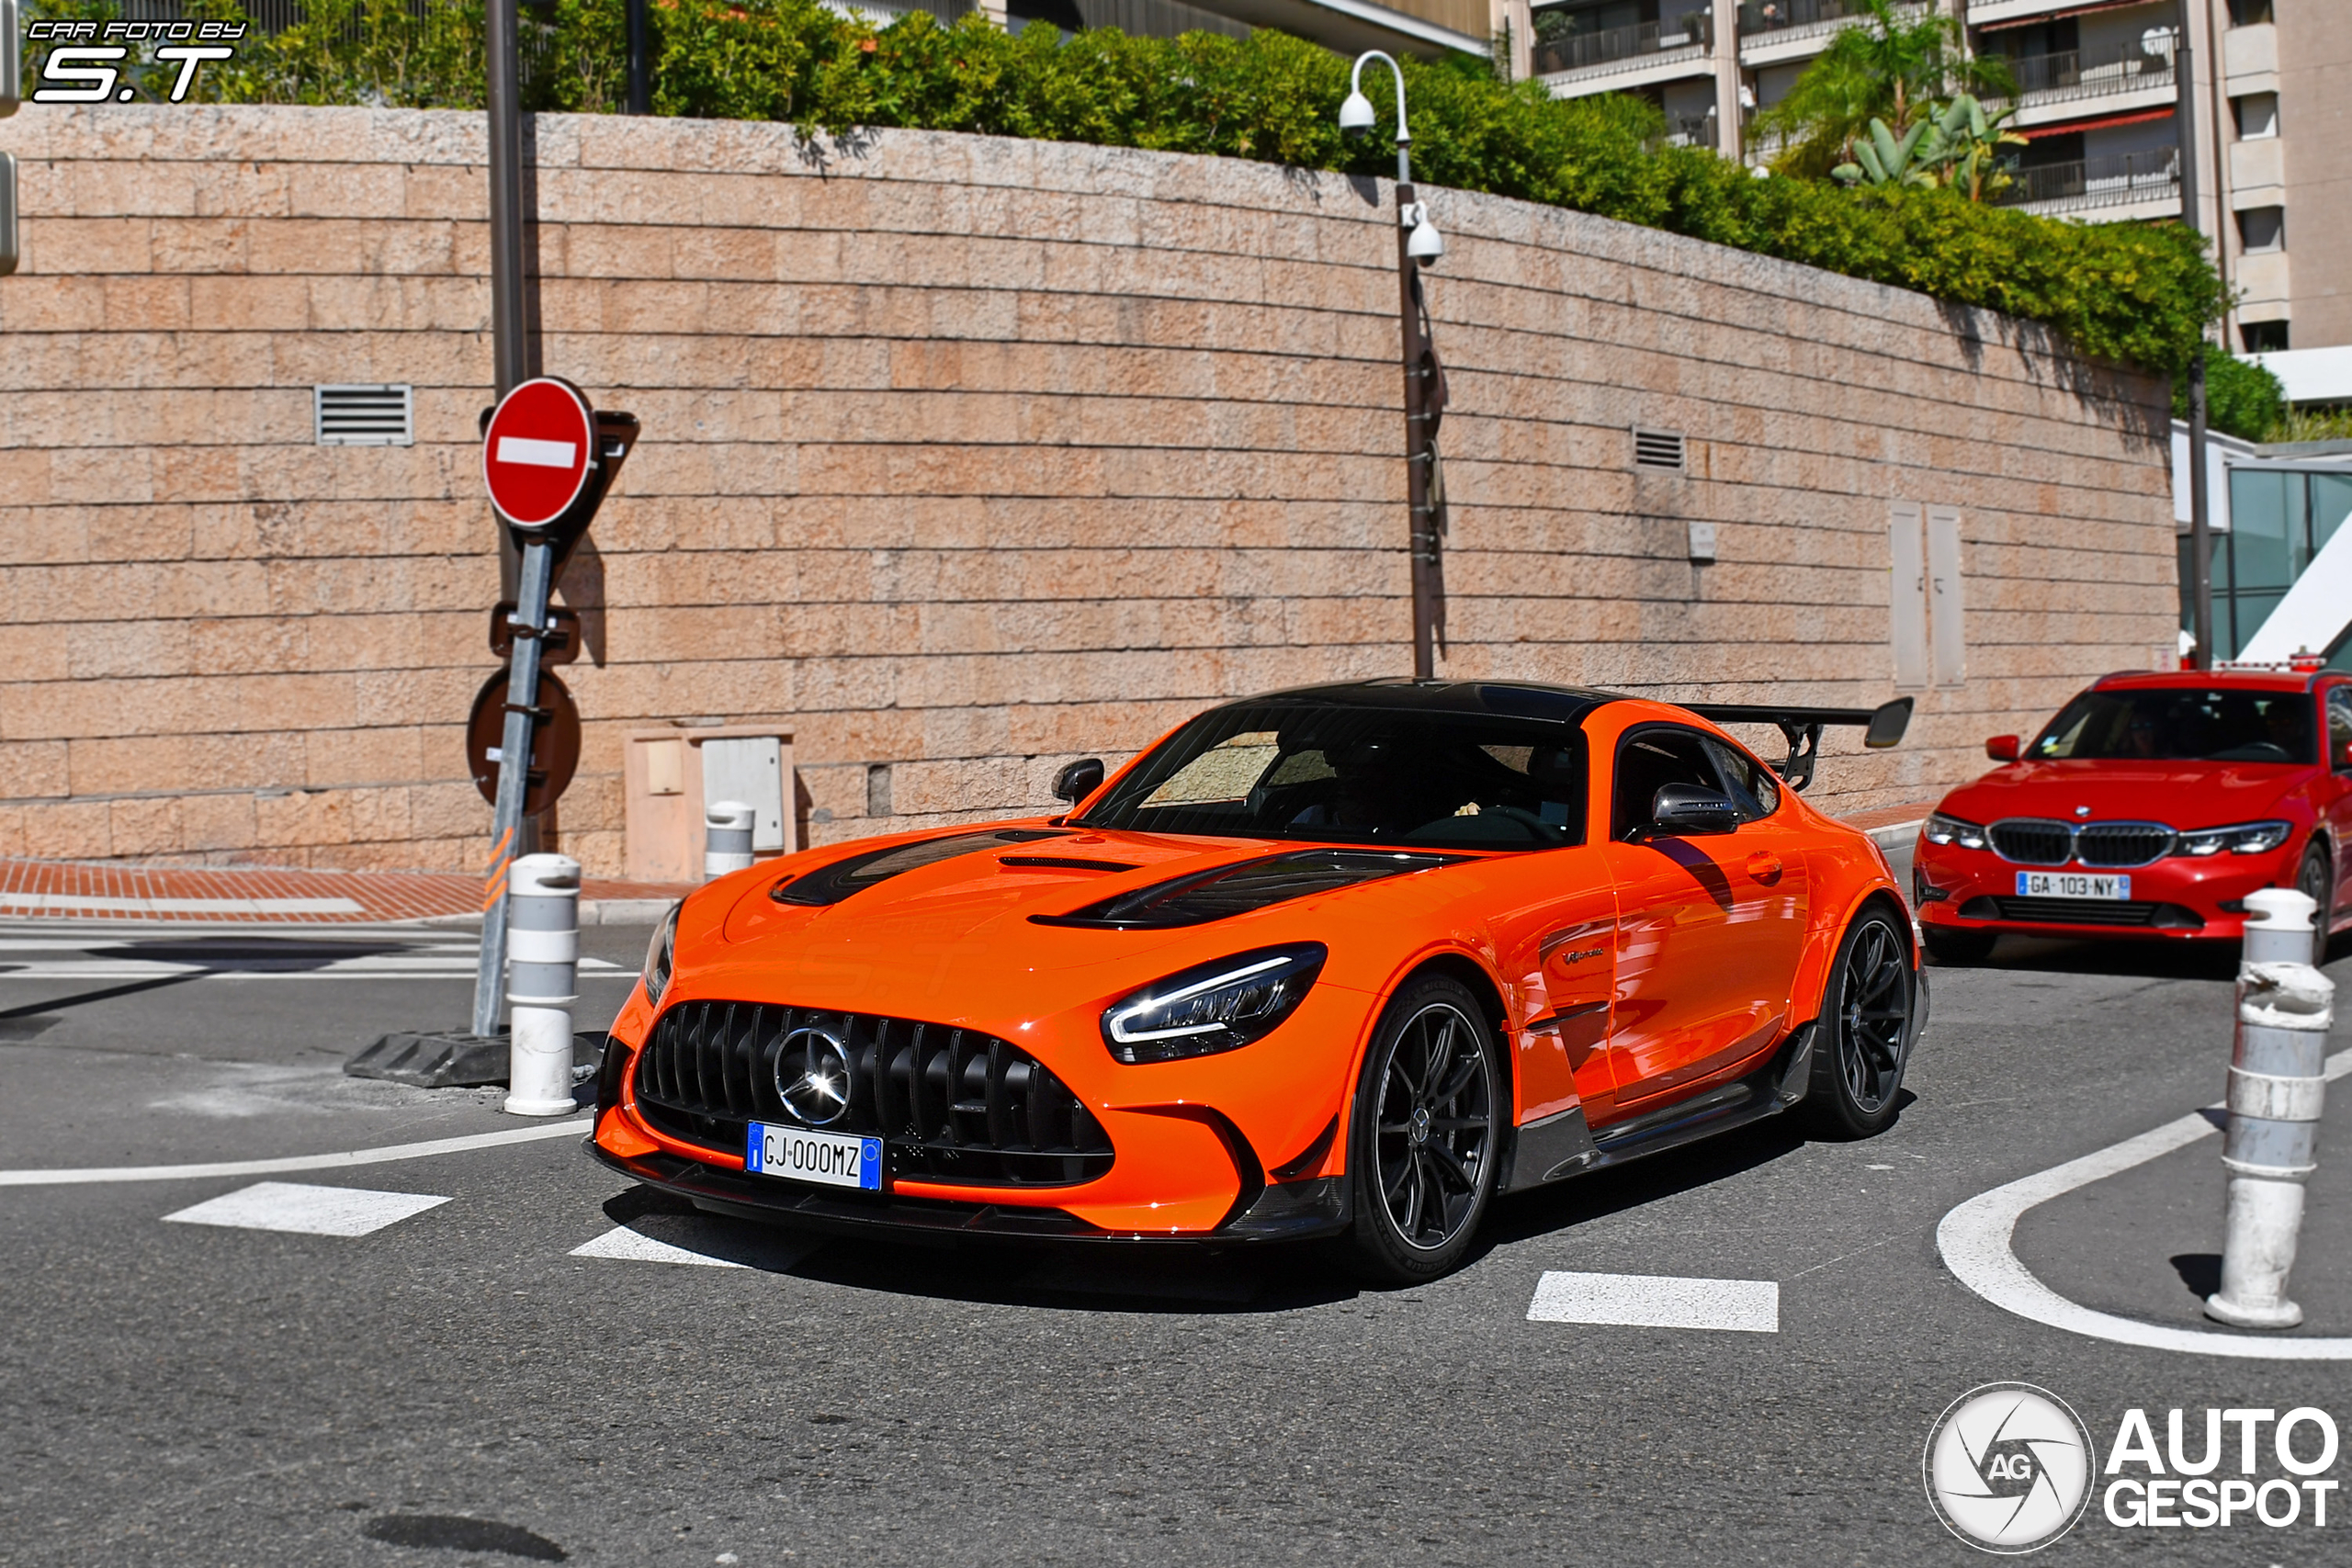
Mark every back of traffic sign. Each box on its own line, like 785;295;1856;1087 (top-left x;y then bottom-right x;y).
482;377;597;531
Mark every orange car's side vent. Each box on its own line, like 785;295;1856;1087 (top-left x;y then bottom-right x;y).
634;1000;1114;1188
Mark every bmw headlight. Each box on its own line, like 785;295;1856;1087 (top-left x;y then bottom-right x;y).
2177;821;2293;857
641;900;681;1007
1102;944;1328;1065
1922;812;1988;852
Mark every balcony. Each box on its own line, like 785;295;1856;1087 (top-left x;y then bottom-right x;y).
1738;0;1921;63
1992;39;2178;126
1534;15;1713;85
1994;148;2180;218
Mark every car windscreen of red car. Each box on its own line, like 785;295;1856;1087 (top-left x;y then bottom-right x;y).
2027;686;2315;765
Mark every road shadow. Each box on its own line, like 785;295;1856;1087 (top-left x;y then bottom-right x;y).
595;1186;1360;1314
0;935;422;1025
1476;1111;1819;1253
1932;936;2245;984
2172;1252;2222;1301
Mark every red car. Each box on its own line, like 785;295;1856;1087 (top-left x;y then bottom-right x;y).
1914;670;2352;964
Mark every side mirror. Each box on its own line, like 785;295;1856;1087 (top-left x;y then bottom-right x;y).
1052;757;1104;806
1651;784;1739;837
1985;735;2020;762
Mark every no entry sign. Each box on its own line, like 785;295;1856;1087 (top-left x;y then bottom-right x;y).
482;377;597;530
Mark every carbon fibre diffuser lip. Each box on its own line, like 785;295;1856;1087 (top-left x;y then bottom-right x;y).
1029;848;1463;931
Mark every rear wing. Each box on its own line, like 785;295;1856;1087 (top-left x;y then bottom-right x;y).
1679;697;1913;792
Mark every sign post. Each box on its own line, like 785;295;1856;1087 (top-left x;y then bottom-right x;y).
346;379;634;1091
474;378;632;1037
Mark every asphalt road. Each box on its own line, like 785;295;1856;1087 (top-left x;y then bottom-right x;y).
2;900;2349;1567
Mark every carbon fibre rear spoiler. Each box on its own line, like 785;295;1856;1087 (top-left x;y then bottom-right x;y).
1679;697;1913;792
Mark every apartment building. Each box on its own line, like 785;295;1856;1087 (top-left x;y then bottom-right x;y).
1519;0;2346;403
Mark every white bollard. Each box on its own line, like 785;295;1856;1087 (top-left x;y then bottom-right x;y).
705;799;754;880
2206;888;2334;1328
503;853;582;1117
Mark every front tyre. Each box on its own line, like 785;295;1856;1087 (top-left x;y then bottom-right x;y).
1808;905;1917;1140
2295;841;2334;968
1344;976;1500;1283
1921;925;1996;965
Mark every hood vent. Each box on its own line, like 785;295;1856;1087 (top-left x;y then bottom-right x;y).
1032;848;1461;930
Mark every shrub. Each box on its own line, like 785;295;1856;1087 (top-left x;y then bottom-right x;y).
2176;352;2287;444
25;0;2223;374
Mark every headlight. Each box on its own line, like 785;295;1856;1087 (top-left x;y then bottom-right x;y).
2177;821;2293;857
641;900;681;1007
1922;812;1988;852
1101;943;1327;1065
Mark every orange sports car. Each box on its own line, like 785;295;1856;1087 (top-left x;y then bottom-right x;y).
591;680;1922;1280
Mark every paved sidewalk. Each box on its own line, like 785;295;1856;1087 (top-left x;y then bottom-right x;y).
0;800;1936;927
0;858;690;925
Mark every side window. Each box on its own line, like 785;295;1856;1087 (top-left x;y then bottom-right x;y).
1703;739;1781;821
1612;728;1719;842
2329;689;2352;772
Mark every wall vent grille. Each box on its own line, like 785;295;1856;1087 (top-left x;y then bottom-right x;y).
1634;428;1686;471
315;384;414;446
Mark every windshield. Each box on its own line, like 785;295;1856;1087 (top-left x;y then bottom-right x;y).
2028;687;2314;764
1077;703;1589;849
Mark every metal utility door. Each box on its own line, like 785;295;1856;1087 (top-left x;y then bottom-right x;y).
702;736;786;852
1890;502;1929;689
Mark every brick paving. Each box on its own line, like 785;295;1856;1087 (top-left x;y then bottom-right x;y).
0;858;694;924
0;801;1934;923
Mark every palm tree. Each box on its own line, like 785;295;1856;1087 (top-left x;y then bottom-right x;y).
1750;0;2013;180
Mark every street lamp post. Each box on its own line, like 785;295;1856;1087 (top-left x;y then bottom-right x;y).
1341;52;1446;681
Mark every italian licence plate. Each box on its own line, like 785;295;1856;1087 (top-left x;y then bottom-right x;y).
2017;871;2130;900
745;1121;883;1191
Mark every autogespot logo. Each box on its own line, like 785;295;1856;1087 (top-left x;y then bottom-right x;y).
1924;1383;2096;1553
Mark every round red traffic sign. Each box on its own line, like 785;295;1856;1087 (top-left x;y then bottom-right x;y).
482;378;596;530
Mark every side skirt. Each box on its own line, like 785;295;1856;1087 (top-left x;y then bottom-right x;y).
1502;1023;1816;1195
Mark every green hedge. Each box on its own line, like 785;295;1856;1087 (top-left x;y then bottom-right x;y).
31;0;2223;376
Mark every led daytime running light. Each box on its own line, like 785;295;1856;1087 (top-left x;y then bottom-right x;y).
1101;943;1327;1066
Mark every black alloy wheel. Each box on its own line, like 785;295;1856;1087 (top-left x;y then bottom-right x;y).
1808;906;1915;1139
1345;976;1499;1281
2297;841;2335;967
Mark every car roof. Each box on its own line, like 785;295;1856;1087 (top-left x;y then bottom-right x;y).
1238;678;1624;725
2091;669;2324;694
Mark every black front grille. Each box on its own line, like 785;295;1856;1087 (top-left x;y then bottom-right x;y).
1962;896;2203;931
634;1000;1114;1187
2074;824;2174;867
1989;819;2072;865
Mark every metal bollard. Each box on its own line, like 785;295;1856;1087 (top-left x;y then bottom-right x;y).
2206;888;2334;1328
705;799;754;880
503;853;582;1117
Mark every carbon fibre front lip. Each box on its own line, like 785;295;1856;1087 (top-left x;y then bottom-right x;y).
584;1139;1348;1245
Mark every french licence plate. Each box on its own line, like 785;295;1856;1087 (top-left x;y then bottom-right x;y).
2017;871;2130;900
745;1121;883;1191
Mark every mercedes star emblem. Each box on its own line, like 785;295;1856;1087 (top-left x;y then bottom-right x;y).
776;1025;854;1127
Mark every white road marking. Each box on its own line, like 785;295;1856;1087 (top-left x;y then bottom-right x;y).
0;893;365;915
0;956;625;979
1527;1270;1780;1333
163;1180;449;1236
0;1117;590;1186
1936;1047;2352;1359
572;1224;746;1269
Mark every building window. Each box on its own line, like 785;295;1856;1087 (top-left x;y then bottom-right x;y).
2233;93;2278;139
2187;470;2352;660
2237;206;2286;254
2226;0;2273;25
2242;320;2290;354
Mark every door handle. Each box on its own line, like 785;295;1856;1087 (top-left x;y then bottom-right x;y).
1745;852;1782;883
